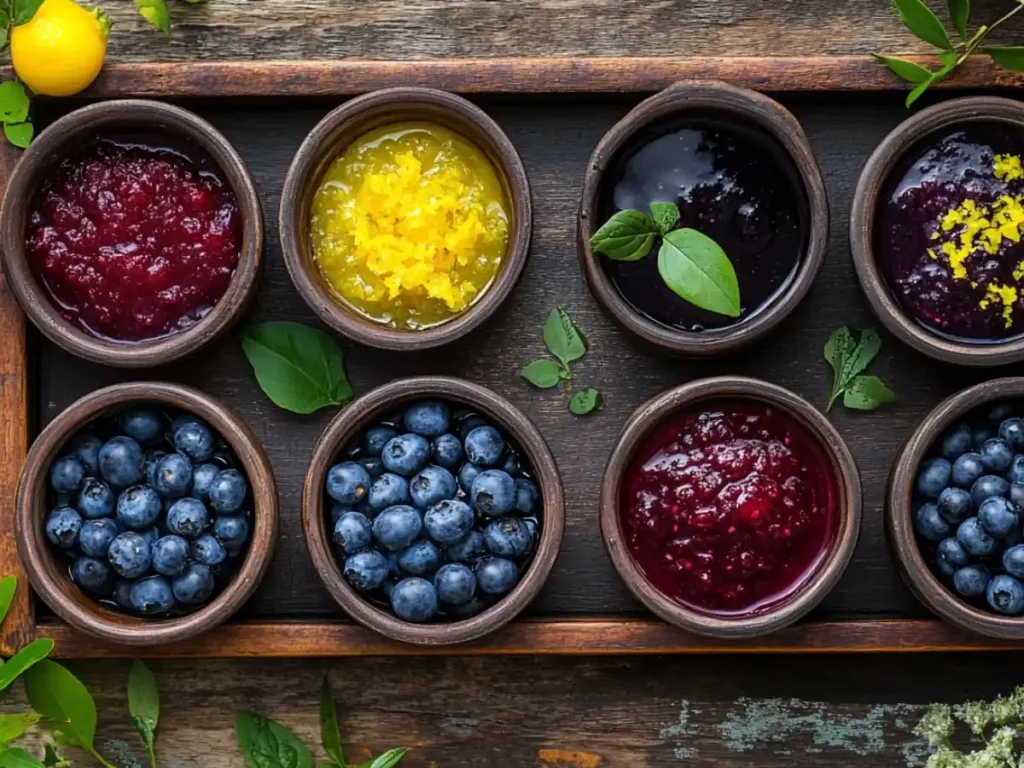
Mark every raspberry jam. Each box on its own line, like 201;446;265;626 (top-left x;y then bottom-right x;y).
27;137;241;342
620;401;838;615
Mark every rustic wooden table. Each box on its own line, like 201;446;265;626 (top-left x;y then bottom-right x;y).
9;0;1024;765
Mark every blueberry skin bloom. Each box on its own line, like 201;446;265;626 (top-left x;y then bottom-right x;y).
1005;544;1024;579
390;577;439;622
209;469;248;514
981;438;1014;474
98;436;144;488
1009;455;1024;485
457;462;483;493
446;530;487;563
936;537;970;579
424;499;475;544
45;506;82;549
213;515;251;554
409;466;457;509
916;458;951;499
333;511;373;555
191;463;221;503
371;505;423;551
108;531;153;579
116;485;162;531
363;425;399;458
939;423;973;460
153;452;193;499
173;420;215;463
936;487;973;524
381;434;430;477
76;478;115;519
957;516;997;557
172;563;215;605
978;496;1019;538
79;518;119;558
325;462;372;505
396;540;442;577
368;473;410;513
1000;417;1024;451
130;576;176;616
464;426;505;467
191;534;227;566
121;408;163;445
434;563;477;605
343;550;390;592
483;517;534;558
515;478;540;516
50;455;85;495
953;564;991;599
474;556;518;596
470;470;517;517
66;432;102;474
152;535;191;577
431;434;464;470
403;401;451;439
952;453;985;489
971;475;1010;508
987;574;1024;615
71;556;113;595
166;497;210;540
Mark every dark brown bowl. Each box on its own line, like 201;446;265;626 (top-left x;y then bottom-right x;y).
578;81;829;357
303;376;564;645
600;376;861;639
887;377;1024;639
851;96;1024;366
0;100;263;368
280;87;532;352
16;382;278;646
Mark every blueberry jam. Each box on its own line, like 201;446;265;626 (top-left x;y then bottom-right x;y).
620;401;838;615
598;116;808;331
27;137;241;342
878;126;1024;341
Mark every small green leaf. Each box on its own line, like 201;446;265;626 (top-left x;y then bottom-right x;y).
892;0;954;50
987;46;1024;72
521;359;562;389
0;748;43;768
568;388;602;416
824;326;856;410
0;29;9;50
363;749;409;768
843;375;897;411
4;121;32;149
318;676;343;768
0;82;29;125
905;64;954;108
0;576;17;627
871;54;932;83
657;229;740;317
947;0;969;39
135;0;169;33
0;639;53;691
542;308;586;366
0;713;41;744
649;202;680;236
12;0;44;25
240;322;353;415
840;329;882;391
128;660;159;768
588;209;657;262
41;745;68;768
939;50;957;67
235;711;312;768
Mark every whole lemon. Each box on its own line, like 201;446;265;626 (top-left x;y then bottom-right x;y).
11;0;110;97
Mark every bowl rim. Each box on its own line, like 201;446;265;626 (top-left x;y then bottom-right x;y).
599;375;862;639
577;81;829;357
0;99;264;368
279;87;533;352
302;375;565;646
16;382;278;646
886;377;1024;638
850;95;1024;367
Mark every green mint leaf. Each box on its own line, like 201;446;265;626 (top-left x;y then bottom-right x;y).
542;308;586;366
521;359;562;389
235;711;312;768
870;53;933;83
12;0;43;25
41;745;69;768
892;0;953;50
649;202;680;236
364;749;409;768
0;713;41;744
0;639;53;691
568;387;602;416
947;0;969;39
840;329;882;391
0;576;17;627
0;748;44;768
986;46;1024;72
24;661;100;755
657;229;740;317
824;326;856;410
4;121;32;149
588;209;657;262
135;0;169;33
843;375;897;411
240;322;353;415
128;660;159;768
0;82;29;125
318;676;344;768
905;64;954;107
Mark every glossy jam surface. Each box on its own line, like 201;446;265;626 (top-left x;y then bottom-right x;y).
309;122;510;331
27;138;241;342
620;401;838;615
598;116;808;332
878;126;1024;341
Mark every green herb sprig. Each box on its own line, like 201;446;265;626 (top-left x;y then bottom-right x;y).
823;326;897;412
521;308;602;416
915;684;1024;767
135;0;206;35
127;659;159;768
875;0;1024;108
589;201;740;318
0;0;50;149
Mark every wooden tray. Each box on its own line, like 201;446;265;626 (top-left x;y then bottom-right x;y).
4;57;1024;658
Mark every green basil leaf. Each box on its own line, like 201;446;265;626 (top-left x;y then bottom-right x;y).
365;749;409;768
521;359;562;389
841;329;882;388
12;0;43;25
824;326;855;410
0;82;28;125
41;745;68;768
987;46;1024;72
240;322;352;415
0;748;43;768
0;576;17;627
135;0;169;33
542;308;586;366
905;64;954;107
0;713;41;744
947;0;969;39
3;121;32;149
657;229;740;317
649;202;680;236
568;387;602;416
843;375;897;411
24;661;98;752
236;711;312;768
870;53;933;83
0;639;53;691
892;0;953;50
318;676;343;768
128;660;159;768
588;209;657;262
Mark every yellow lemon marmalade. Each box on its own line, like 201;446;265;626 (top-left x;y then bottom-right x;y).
309;122;510;330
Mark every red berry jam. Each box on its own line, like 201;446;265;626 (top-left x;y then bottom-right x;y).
620;401;838;615
27;138;241;342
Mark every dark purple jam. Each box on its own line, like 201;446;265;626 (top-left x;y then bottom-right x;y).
878;126;1024;342
598;116;808;332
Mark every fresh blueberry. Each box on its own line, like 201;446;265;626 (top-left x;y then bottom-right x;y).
79;518;119;558
76;478;114;519
108;532;152;579
326;461;371;505
367;473;410;513
471;470;517;517
66;432;102;474
166;498;209;540
140;527;160;548
403;401;451;439
333;511;373;555
458;415;488;440
343;549;390;592
121;408;163;445
116;485;162;531
524;518;538;547
389;577;438;622
446;530;487;563
173;420;214;463
915;503;951;543
1009;455;1024;486
363;425;399;458
50;456;85;495
483;517;534;558
458;462;483;493
330;503;355;527
474;556;518;596
936;486;972;525
952;453;986;489
988;574;1024;615
172;563;214;605
514;479;539;515
936;537;970;579
989;403;1018;425
153;453;193;499
191;464;220;503
1001;417;1024;451
371;505;422;551
409;466;457;509
71;556;113;595
152;535;190;577
209;469;248;514
974;425;997;450
144;450;167;487
1005;545;1024;579
45;506;82;549
130;576;175;616
464;426;505;467
431;434;464;470
954;564;992;599
979;496;1019;537
396;540;442;576
113;579;133;610
981;438;1014;474
957;517;997;557
424;499;474;544
433;563;476;605
499;450;520;476
971;475;1010;508
939;423;973;460
360;457;385;480
191;534;227;566
916;458;951;499
381;434;430;477
1011;483;1024;509
213;515;250;554
98;436;144;488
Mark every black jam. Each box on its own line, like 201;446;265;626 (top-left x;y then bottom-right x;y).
877;126;1024;342
598;116;809;332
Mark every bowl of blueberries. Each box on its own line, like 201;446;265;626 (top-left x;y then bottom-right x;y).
302;376;565;645
888;377;1024;639
16;382;278;646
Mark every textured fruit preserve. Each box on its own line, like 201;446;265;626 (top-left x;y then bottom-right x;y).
620;400;838;615
27;137;241;342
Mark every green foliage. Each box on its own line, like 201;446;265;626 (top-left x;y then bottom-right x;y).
521;308;602;416
823;327;896;412
915;685;1024;766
